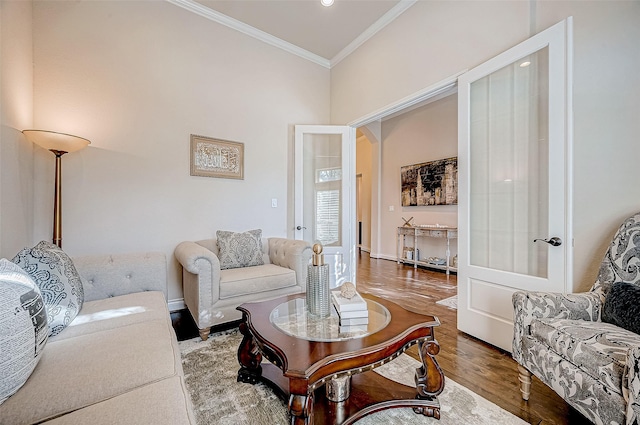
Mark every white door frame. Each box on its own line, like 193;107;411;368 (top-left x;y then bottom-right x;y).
294;125;356;286
348;74;463;259
457;18;573;351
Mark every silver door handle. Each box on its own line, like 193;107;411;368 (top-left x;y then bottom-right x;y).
296;226;307;231
533;237;562;247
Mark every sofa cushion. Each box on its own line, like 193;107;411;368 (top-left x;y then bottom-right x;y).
49;291;169;342
602;281;640;334
216;229;264;270
0;259;49;405
42;376;195;425
530;317;640;394
0;319;182;424
220;264;296;299
12;241;84;336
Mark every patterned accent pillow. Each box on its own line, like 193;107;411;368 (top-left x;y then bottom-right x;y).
0;259;49;405
216;229;264;270
602;281;640;334
12;241;84;337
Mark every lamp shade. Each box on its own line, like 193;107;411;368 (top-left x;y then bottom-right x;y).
22;130;90;153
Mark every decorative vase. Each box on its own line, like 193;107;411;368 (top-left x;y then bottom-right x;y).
306;243;330;317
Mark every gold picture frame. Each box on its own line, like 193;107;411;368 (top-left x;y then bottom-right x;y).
190;134;244;180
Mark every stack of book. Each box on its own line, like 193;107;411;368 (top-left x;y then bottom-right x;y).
331;290;369;334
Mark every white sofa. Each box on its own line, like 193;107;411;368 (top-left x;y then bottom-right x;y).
0;252;195;425
175;237;312;340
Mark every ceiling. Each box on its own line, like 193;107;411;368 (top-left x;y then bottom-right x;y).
189;0;407;65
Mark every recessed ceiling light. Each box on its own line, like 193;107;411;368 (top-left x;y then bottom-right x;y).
321;0;334;6
520;61;531;68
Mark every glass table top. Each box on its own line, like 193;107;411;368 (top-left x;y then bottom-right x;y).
269;297;391;342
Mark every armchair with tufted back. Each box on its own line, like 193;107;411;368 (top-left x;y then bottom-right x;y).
175;237;312;341
513;212;640;425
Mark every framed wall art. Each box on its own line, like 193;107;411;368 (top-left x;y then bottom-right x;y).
401;156;457;206
190;134;244;179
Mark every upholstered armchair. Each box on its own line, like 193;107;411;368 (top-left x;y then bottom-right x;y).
175;233;312;340
513;212;640;425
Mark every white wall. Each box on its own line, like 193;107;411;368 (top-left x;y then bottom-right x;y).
333;1;640;291
355;134;372;251
379;95;458;260
0;0;34;259
31;0;330;305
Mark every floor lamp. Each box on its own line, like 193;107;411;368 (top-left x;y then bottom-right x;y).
23;130;91;248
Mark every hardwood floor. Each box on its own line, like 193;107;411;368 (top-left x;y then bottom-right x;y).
172;251;592;425
354;251;591;425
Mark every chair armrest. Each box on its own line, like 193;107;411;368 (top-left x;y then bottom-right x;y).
174;241;220;276
267;238;313;287
512;291;602;363
174;242;222;330
627;346;640;425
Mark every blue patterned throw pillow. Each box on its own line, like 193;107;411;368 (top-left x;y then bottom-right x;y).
12;241;84;337
216;229;264;270
0;259;48;404
602;281;640;334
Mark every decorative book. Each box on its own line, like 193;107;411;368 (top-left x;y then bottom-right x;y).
333;306;368;319
339;316;369;326
338;324;368;335
331;290;367;312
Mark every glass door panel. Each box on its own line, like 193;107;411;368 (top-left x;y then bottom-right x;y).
302;133;343;247
469;47;550;278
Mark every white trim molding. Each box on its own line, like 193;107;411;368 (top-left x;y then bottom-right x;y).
166;0;330;68
168;298;186;312
348;72;464;128
330;0;417;67
166;0;416;69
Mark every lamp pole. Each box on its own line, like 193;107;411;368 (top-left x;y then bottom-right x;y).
51;150;67;248
22;130;90;249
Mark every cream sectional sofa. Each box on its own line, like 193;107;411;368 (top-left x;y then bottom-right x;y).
0;252;195;425
175;237;312;340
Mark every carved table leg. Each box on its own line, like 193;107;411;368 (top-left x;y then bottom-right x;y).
289;393;314;425
237;320;263;384
518;365;532;401
413;338;445;419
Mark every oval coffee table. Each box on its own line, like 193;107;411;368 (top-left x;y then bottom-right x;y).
237;292;445;425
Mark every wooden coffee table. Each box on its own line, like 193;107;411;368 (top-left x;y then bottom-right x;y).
236;293;445;425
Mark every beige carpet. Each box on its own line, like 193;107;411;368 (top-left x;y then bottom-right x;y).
179;329;526;424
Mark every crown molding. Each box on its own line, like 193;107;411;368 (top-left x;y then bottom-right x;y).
330;0;417;67
166;0;332;68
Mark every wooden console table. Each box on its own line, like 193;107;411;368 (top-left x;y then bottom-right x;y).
397;226;457;275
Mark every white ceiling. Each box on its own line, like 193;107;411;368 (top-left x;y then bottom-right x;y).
185;0;408;65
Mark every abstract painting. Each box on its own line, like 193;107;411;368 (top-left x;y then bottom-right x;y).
401;157;457;206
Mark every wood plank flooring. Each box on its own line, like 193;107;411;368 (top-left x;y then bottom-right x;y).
355;251;591;425
172;251;593;424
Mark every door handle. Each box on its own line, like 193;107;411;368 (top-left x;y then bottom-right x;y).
296;226;307;231
533;237;562;247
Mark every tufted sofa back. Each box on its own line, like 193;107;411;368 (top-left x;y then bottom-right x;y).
73;252;167;301
592;212;640;299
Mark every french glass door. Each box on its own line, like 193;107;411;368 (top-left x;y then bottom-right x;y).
294;125;356;288
458;19;572;351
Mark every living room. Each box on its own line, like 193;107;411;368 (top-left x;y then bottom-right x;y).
1;0;639;424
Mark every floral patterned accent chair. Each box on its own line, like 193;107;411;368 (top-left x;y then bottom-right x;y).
513;212;640;425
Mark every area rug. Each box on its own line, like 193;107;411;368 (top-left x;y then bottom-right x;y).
435;294;458;310
179;329;525;424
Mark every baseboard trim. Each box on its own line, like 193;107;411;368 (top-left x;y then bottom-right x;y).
168;298;186;312
372;253;397;262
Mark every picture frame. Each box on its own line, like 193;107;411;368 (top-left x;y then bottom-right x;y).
190;134;244;180
401;156;457;206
